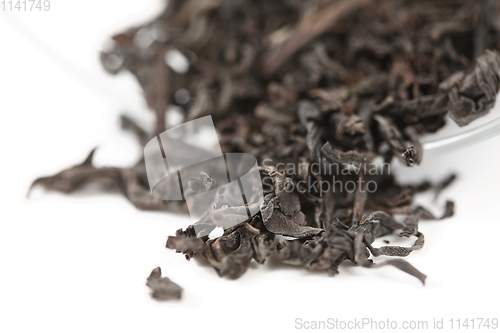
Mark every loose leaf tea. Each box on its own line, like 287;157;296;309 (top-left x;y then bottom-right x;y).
32;0;500;295
146;267;183;301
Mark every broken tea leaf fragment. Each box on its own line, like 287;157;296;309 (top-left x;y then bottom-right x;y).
146;267;182;301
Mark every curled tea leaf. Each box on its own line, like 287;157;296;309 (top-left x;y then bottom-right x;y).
448;50;500;126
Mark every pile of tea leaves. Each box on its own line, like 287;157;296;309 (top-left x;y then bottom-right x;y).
32;0;500;299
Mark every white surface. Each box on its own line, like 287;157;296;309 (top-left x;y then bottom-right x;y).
1;2;500;332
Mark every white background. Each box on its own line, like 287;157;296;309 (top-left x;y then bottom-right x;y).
1;1;500;332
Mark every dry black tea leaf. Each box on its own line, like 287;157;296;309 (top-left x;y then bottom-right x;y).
434;174;457;201
447;50;500;126
146;267;183;301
